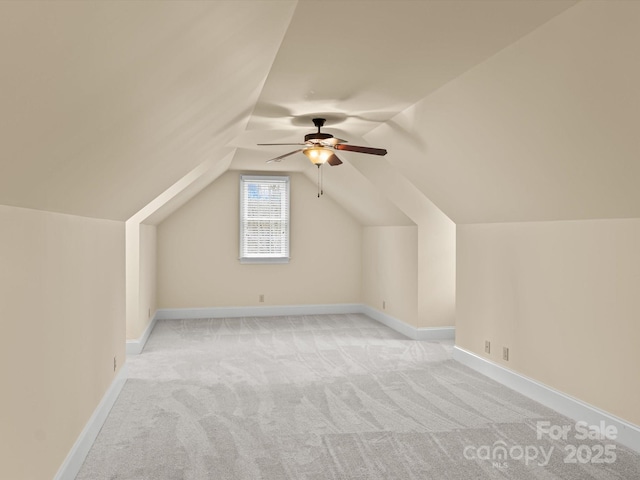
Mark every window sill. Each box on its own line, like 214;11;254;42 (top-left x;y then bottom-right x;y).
239;257;290;265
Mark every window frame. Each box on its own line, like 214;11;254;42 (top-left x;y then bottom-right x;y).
239;175;290;264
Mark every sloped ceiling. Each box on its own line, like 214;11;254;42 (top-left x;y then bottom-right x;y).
365;0;640;224
10;1;635;227
0;1;296;220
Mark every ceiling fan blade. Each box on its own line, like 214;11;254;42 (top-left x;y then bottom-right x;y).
266;149;303;163
258;143;306;146
334;144;387;156
327;153;343;166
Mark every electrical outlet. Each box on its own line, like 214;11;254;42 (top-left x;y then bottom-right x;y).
382;300;386;310
485;340;491;354
259;294;265;303
503;347;509;361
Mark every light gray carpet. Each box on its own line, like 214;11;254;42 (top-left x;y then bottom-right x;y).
77;314;640;479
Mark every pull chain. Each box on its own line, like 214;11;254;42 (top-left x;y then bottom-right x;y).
316;165;325;198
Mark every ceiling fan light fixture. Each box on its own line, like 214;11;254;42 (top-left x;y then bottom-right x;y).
303;146;332;165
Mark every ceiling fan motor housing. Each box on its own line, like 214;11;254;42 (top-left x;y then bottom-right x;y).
306;117;332;142
305;132;333;142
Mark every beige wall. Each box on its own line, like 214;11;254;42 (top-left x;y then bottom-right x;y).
362;226;419;326
347;154;456;329
157;171;362;308
417;221;456;329
457;218;640;427
138;223;157;332
0;205;125;480
126;221;157;340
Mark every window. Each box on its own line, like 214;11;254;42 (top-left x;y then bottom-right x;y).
239;175;290;263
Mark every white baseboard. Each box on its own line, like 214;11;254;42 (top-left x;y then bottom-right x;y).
54;364;128;480
126;313;158;355
361;305;455;340
453;346;640;454
415;327;456;341
127;303;455;356
155;303;362;320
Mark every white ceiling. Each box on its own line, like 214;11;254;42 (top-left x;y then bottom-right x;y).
3;1;637;225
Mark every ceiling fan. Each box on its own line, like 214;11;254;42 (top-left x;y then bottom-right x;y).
258;117;387;167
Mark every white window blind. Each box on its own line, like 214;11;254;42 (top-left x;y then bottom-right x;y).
239;175;290;263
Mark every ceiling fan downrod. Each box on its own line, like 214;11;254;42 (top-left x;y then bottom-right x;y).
305;118;333;143
312;117;326;133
